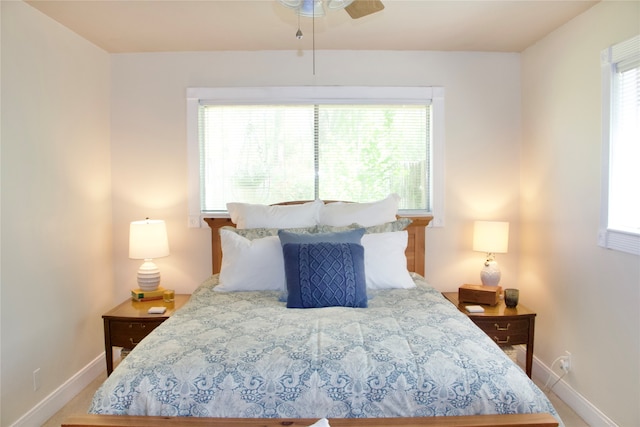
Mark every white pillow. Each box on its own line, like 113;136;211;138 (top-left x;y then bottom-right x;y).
227;200;323;229
216;229;285;292
319;194;400;227
361;230;415;290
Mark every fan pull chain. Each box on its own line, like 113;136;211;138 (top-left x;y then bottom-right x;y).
296;13;303;39
293;3;316;75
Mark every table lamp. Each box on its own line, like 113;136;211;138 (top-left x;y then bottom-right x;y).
129;218;170;291
473;220;509;287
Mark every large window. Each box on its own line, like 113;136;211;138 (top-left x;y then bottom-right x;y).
600;35;640;255
187;87;444;227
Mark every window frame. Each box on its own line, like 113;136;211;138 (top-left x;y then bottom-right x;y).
599;35;640;256
187;86;444;228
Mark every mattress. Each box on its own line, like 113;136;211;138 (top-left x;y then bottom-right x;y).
89;273;562;424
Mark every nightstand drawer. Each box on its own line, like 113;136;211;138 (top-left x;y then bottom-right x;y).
472;318;530;345
109;320;164;348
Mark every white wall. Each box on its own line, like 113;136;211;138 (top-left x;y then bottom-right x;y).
110;50;522;297
0;2;113;425
520;1;640;425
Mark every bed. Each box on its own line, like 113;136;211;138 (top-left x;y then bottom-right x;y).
73;198;562;427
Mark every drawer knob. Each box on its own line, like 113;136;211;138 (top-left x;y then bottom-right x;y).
129;324;146;329
494;323;510;331
129;338;141;346
494;336;510;344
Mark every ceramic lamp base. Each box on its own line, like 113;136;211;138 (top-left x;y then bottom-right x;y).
137;259;161;291
480;260;501;287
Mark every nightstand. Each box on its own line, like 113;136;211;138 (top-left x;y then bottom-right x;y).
442;291;536;378
102;294;189;375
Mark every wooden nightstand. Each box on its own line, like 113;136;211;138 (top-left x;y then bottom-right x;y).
103;294;189;375
442;291;536;378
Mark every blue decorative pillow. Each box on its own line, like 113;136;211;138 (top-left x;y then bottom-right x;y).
283;242;368;309
278;227;365;246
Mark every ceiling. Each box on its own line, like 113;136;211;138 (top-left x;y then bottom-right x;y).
26;0;599;54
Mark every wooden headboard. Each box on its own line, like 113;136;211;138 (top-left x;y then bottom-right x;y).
203;201;432;276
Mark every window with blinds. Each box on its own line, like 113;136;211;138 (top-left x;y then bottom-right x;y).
198;104;431;211
600;35;640;255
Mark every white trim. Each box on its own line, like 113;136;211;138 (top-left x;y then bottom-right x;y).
598;228;640;256
9;354;105;427
515;347;618;427
430;86;445;227
599;48;614;248
186;94;203;228
187;86;437;105
186;86;445;228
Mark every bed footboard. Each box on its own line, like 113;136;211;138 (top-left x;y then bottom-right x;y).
63;413;558;427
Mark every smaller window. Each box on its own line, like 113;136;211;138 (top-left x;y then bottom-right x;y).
599;35;640;255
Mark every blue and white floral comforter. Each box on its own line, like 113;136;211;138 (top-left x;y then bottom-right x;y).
90;274;562;424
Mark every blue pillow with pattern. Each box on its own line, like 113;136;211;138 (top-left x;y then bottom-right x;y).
283;242;367;309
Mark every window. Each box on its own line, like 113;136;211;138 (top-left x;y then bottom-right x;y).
187;87;444;227
599;35;640;255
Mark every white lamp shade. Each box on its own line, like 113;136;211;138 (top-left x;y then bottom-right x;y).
129;219;170;260
473;221;509;254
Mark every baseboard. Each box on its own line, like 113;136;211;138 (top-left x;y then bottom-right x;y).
516;346;618;427
9;353;105;427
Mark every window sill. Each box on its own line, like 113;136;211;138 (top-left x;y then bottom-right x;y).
598;228;640;256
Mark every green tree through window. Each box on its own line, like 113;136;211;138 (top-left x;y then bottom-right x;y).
199;104;431;212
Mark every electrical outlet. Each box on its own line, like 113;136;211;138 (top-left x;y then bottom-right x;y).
33;368;41;391
559;351;572;373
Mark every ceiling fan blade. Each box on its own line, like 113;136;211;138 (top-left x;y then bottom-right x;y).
344;0;384;19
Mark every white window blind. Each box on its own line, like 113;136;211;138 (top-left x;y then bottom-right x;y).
199;104;430;212
187;86;445;228
199;105;316;209
600;35;640;255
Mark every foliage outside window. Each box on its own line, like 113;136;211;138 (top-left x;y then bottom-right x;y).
199;104;430;212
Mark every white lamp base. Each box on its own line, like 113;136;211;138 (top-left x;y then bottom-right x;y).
480;260;501;287
137;259;161;291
